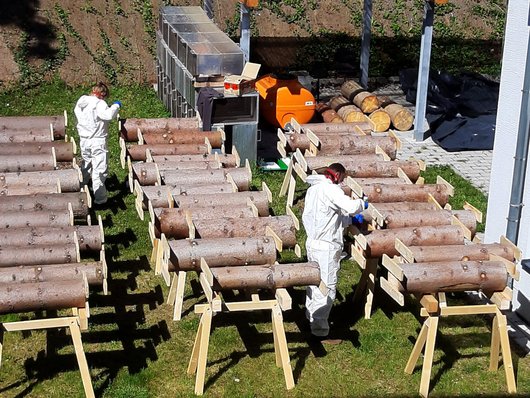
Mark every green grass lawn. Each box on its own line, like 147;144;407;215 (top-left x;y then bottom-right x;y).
0;81;528;397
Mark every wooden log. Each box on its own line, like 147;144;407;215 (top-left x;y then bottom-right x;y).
154;205;256;238
119;117;200;141
401;261;508;294
168;236;277;271
0;129;53;143
368;109;391;132
127;143;209;161
317;135;398;158
343;160;421;182
0;192;89;217
0;279;87;314
0;225;102;251
340;81;380;113
132;161;222;186
152;153;238;168
175;191;270;216
405;243;516;263
286;132;311;152
0;209;72;229
300;121;372;134
0;169;80;192
385;103;414;131
139;186;172;209
0;153;56;172
382;209;476;235
337;104;367;123
371;202;438;211
211;262;321;290
0;262;104;285
304;154;385;170
0;184;59;196
362;225;465;257
315;103;342;123
361;183;451;206
0;141;74;161
328;95;351;112
140;130;223;148
193;215;297;248
0;115;66;139
0;243;79;267
162;168;251;191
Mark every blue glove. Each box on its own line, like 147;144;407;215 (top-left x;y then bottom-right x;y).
351;213;364;225
113;101;122;108
363;195;369;209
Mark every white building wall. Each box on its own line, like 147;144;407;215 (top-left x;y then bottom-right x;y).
485;0;530;321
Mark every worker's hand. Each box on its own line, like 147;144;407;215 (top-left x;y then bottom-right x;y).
362;195;369;209
113;100;122;108
351;213;364;225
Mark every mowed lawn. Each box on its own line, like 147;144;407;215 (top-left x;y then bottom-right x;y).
0;81;529;397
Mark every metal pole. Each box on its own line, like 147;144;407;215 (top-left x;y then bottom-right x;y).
413;0;434;141
359;0;373;89
240;3;251;63
204;0;214;19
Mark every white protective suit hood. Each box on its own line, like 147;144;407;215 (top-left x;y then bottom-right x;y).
74;95;119;140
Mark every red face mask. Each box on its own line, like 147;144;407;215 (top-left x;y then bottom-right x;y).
325;168;341;184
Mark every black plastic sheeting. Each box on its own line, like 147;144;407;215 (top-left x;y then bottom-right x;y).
400;69;499;151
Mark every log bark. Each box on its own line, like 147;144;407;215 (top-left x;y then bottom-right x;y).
155;205;256;238
362;225;465;257
300;121;372;134
0;129;53;143
175;191;270;216
140;130;223;148
0;192;89;217
401;261;508;294
0;153;56;172
0;209;72;229
368;109;391;132
0;279;87;314
337;104;366;123
0;225;102;251
406;243;515;263
152;153;238;168
343;160;421;182
0;115;66;139
305;154;385;170
168;236;277;271
361;183;451;206
211;262;321;290
0;141;74;161
193;215;297;247
340;81;380;113
0;243;79;267
315;103;342;123
317;135;398;158
119;117;200;141
127;143;208;161
0;169;80;192
382;209;476;235
328;95;350;112
0;262;104;285
385;103;414;131
162;168;251;191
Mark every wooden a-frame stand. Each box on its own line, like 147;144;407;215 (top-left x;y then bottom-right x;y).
187;259;295;395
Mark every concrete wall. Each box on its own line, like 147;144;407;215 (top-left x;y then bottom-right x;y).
485;0;530;321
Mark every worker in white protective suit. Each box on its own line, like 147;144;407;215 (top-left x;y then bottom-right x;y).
302;163;368;343
74;82;121;205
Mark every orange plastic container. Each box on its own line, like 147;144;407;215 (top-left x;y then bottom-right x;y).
255;74;315;128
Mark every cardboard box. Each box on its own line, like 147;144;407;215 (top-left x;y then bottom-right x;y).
224;62;261;96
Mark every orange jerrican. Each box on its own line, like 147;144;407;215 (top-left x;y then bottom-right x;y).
255;74;316;129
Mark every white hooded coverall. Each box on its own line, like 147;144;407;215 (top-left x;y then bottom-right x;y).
302;174;365;337
74;95;120;204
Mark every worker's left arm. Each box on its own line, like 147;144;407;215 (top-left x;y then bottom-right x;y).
95;101;120;121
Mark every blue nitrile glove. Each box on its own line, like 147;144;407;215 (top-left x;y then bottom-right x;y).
113;100;122;108
363;195;369;209
351;213;364;225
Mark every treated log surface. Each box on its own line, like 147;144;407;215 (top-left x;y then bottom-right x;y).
0;168;80;192
317;135;398;158
401;261;508;294
0;192;89;217
0;209;72;229
0;225;102;251
133;161;222;186
0;262;104;285
343;160;421;182
211;262;321;290
141;130;223;148
152;153;238;168
0;184;59;196
301;121;372;134
0;154;56;172
0;141;74;161
168;236;277;271
382;209;476;234
362;225;465;257
119;117;200;141
162;168;251;191
175;191;270;216
0;279;87;314
385;103;414;131
361;183;451;206
0;243;79;267
406;243;515;263
286;132;312;152
141;183;237;209
127;143;208;160
193;215;297;247
155;205;256;238
0;115;66;139
305;154;385;170
140;186;171;209
371;202;438;211
0;130;53;143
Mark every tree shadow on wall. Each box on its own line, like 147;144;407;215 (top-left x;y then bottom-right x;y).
0;0;58;60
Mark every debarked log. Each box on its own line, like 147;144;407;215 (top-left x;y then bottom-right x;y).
0;129;53;143
361;225;465;257
0;208;72;229
133;161;222;185
152;153;238;168
382;209;476;235
0;261;104;285
127;143;208;161
211;262;321;290
337;105;367;123
0;141;74;161
0;184;59;196
0;243;79;267
404;243;515;263
317;135;398;158
0;279;87;314
193;215;297;248
328;95;350;111
0;115;66;138
371;202;438;211
154;205;256;238
384;103;414;131
0;192;89;217
140;183;236;209
340;81;380;113
361;183;451;206
0;225;102;251
119;117;200;141
368;109;391;132
343;160;421;182
315;103;343;123
168;236;277;271
401;261;508;294
300;121;373;135
140;130;223;148
0;168;80;192
175;191;270;216
162;168;251;191
305;154;386;171
0;153;56;172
